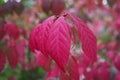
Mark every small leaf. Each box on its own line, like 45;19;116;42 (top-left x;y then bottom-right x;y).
7;41;18;69
4;22;19;40
16;40;25;62
48;16;70;71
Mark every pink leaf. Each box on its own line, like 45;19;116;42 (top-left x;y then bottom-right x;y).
16;40;25;62
48;16;70;71
96;65;110;80
28;16;54;55
79;53;91;69
114;72;120;80
114;54;120;71
69;56;79;80
7;41;18;69
34;50;51;71
67;12;97;62
28;25;40;52
0;49;6;72
4;22;19;40
106;51;115;62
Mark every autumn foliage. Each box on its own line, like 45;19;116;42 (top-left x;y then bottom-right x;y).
28;11;97;79
0;0;120;80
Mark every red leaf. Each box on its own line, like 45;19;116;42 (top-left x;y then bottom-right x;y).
0;49;6;72
96;63;110;80
48;16;70;71
114;54;120;71
114;72;120;80
67;12;97;62
34;50;51;71
106;51;115;62
7;41;18;69
79;53;91;69
28;16;54;55
28;25;40;52
16;40;25;62
4;22;19;40
69;56;79;80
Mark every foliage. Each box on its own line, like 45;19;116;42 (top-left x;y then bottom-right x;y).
0;0;120;80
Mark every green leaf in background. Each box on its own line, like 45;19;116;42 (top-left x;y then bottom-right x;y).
22;0;34;8
18;67;45;80
0;0;5;6
0;65;13;80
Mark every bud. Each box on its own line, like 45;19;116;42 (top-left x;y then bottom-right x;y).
13;0;24;15
51;0;64;15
